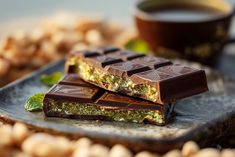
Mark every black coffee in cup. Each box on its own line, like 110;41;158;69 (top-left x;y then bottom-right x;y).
148;5;226;22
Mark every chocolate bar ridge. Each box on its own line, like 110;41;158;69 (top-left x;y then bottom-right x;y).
43;75;173;125
66;47;208;104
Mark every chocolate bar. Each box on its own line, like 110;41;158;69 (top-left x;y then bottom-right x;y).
43;75;173;125
66;47;208;104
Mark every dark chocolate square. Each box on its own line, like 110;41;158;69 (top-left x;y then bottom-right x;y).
97;92;163;110
157;64;197;76
103;47;120;54
87;55;123;67
132;56;172;69
72;50;100;58
130;70;172;85
46;84;100;103
106;61;151;77
109;51;145;61
59;75;95;87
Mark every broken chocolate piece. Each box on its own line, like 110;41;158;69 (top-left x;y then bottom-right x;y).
42;75;172;125
66;48;208;104
45;84;101;103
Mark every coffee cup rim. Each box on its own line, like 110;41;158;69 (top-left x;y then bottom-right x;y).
134;0;234;23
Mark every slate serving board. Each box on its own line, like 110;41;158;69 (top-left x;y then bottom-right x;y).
0;60;235;153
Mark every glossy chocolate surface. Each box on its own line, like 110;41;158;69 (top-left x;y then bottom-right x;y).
132;56;172;69
68;48;208;104
55;75;165;110
97;92;163;110
59;75;94;87
106;61;151;77
156;64;197;76
100;47;120;54
130;70;172;85
46;84;101;103
43;75;169;125
85;55;123;68
109;51;145;61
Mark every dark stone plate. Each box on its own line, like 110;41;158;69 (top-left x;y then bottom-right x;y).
0;60;235;153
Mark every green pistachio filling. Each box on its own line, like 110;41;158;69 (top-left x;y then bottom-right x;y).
46;101;164;124
67;57;158;102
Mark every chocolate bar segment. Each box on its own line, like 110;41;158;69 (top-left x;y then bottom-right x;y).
132;56;172;69
84;56;123;68
105;61;151;77
45;84;101;103
109;50;145;61
43;75;172;125
59;75;94;87
100;46;120;54
97;92;163;110
156;64;197;75
131;66;208;103
66;48;208;104
71;50;100;58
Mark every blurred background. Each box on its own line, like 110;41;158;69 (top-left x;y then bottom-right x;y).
0;1;134;22
1;0;235;87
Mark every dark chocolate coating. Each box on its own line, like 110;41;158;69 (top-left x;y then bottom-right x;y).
156;64;197;75
130;70;172;86
131;65;208;103
65;64;77;74
109;50;145;61
100;47;120;54
72;50;100;58
97;92;163;110
59;75;95;87
43;75;169;125
45;84;101;103
132;56;172;69
68;48;208;104
106;61;151;77
85;55;123;68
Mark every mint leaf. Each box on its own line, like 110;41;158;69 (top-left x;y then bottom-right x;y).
25;93;45;112
40;72;63;87
125;39;151;55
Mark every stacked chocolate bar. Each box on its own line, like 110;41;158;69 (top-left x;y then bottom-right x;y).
43;75;173;125
43;47;208;125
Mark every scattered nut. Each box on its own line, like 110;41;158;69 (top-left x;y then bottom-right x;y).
12;123;30;145
135;151;159;157
73;137;92;150
90;144;109;157
182;141;199;157
221;149;235;157
109;144;133;157
163;149;182;157
22;133;71;157
14;152;33;157
72;146;90;157
85;29;103;46
0;58;10;77
194;148;220;157
72;43;88;51
0;14;126;87
0;124;14;146
75;18;105;33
